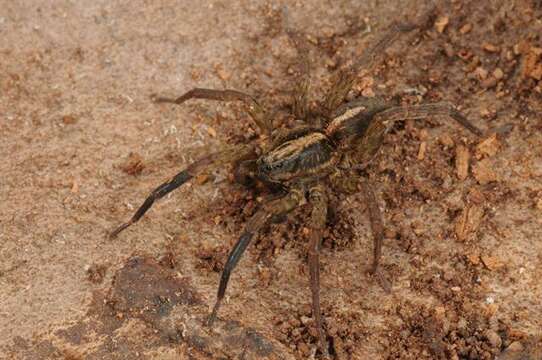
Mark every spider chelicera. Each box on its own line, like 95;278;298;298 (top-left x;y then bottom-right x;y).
110;6;482;356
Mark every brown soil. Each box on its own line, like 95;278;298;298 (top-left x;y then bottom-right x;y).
1;1;541;359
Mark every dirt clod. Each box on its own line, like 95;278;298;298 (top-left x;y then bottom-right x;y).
86;264;107;284
472;159;498;185
481;255;505;271
484;330;502;349
62;115;77;125
196;244;227;272
119;152;145;176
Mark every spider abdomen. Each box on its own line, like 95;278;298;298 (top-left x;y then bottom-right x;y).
257;131;336;183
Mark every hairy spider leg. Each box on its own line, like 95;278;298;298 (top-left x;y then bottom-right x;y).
154;88;272;134
233;158;259;186
376;103;483;136
356;103;483;168
322;24;414;115
207;187;304;326
307;184;330;356
322;6;436;115
109;144;254;239
359;178;391;293
375;102;483;136
283;7;311;121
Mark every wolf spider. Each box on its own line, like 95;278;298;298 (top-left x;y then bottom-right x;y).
110;7;482;357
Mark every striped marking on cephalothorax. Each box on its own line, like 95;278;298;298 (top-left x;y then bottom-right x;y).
260;131;337;182
266;132;329;164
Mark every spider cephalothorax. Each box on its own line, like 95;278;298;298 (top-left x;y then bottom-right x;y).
110;6;482;356
258;130;337;183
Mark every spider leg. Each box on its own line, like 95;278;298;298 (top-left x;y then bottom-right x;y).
109;144;254;239
329;168;391;293
154;88;272;134
322;7;435;115
322;24;414;115
207;187;304;326
356;103;482;168
359;178;391;293
283;7;311;121
375;103;483;136
307;184;330;356
233;159;258;187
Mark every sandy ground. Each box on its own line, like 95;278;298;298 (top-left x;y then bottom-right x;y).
1;0;542;359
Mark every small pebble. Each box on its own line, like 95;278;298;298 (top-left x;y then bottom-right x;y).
484;330;502;348
505;341;523;352
459;23;472;34
493;67;504;80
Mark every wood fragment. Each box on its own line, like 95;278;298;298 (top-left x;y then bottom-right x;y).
467;253;480;265
481;255;504;271
207;126;217;137
195;173;210;185
455;145;470;180
455;204;484;241
434;16;449;33
483;43;500;53
71;180;79;194
476;133;500;159
459;23;472;34
417;141;427;160
439;134;454;147
472;159;497;184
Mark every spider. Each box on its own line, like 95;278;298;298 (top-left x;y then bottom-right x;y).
110;6;482;357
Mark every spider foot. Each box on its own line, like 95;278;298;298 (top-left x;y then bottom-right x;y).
150;93;175;104
206;299;222;328
109;220;133;239
319;342;331;359
370;268;392;294
206;315;216;328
